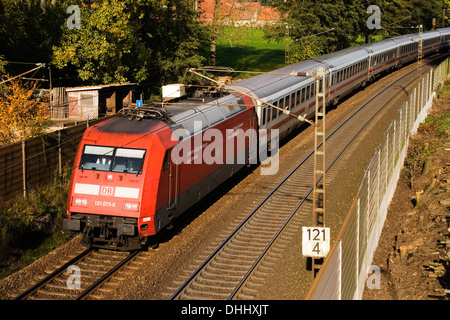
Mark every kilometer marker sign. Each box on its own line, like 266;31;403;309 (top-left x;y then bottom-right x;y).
302;227;330;258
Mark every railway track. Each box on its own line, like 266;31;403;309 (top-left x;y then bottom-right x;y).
8;54;446;301
14;248;140;300
167;54;448;300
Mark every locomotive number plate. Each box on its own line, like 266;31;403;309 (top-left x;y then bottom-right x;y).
94;200;116;208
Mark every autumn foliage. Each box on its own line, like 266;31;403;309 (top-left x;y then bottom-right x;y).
0;76;50;145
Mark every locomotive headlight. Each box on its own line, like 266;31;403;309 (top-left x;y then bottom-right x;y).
72;197;88;207
123;202;139;211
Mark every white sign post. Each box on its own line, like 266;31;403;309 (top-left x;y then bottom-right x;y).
302;226;330;258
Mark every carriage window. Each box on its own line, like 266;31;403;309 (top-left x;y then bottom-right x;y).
262;107;266;125
272;102;277;120
291;93;295;109
278;99;283;116
296;90;300;106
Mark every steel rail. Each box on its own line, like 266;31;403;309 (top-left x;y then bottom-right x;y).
75;250;140;300
14;248;140;300
14;248;93;300
228;54;450;298
169;53;447;300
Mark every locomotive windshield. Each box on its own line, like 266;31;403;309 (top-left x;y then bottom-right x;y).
80;145;146;174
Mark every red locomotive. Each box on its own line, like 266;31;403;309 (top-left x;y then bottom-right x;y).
64;89;264;250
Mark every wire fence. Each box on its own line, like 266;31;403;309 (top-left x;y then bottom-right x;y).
306;57;450;300
0;117;110;203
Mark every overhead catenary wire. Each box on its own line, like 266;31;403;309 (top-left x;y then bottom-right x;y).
188;68;315;125
0;64;46;85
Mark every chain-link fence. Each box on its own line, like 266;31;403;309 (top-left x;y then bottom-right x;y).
307;57;450;300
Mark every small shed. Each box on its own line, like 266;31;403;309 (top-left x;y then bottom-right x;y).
65;83;137;120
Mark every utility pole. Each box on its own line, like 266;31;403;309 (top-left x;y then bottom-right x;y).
311;66;327;277
285;24;290;65
418;25;423;82
313;66;326;228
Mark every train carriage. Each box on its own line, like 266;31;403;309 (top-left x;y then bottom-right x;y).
363;38;399;79
438;27;450;50
314;46;369;105
233;58;326;143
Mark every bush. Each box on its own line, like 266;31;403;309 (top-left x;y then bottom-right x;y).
0;167;71;261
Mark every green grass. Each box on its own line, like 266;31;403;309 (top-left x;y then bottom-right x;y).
422;85;450;138
214;27;286;73
438;84;450;98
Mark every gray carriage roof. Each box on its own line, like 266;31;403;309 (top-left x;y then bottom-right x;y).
362;38;398;54
438;27;450;36
391;30;441;46
313;46;369;70
230;59;325;101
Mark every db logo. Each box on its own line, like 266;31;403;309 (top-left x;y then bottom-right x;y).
100;186;114;196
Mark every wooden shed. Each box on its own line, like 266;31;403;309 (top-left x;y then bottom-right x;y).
65;83;137;120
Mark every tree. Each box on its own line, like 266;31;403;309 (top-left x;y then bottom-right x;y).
0;0;68;74
0;77;50;145
52;0;151;84
267;0;361;62
267;0;447;64
52;0;207;95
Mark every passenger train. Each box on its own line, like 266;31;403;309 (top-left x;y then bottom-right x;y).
63;28;450;250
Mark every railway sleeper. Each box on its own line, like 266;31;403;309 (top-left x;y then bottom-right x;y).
232;233;270;243
35;288;80;299
202;267;247;281
221;244;262;255
188;282;236;296
229;236;269;248
246;216;288;226
207;260;250;272
193;276;238;289
221;244;262;256
180;287;229;300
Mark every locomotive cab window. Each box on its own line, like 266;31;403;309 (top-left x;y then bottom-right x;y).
112;148;146;174
80;145;146;174
80;146;114;171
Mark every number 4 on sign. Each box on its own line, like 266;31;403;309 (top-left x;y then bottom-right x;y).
302;227;330;258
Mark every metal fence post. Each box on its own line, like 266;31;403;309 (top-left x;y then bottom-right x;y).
58;130;62;176
22;140;26;198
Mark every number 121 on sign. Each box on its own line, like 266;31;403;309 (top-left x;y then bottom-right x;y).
302;227;330;258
